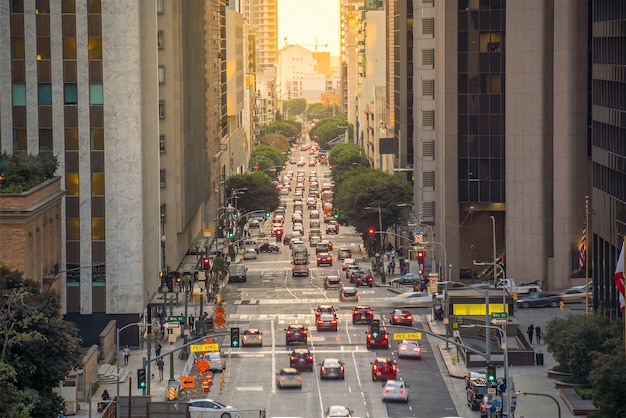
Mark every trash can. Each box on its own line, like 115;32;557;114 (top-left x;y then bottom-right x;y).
535;352;544;365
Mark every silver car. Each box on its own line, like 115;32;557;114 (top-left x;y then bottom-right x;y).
202;351;226;371
276;367;302;389
397;340;422;359
243;248;257;260
188;399;240;418
382;379;409;402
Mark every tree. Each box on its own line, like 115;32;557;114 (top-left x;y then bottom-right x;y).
0;265;83;418
0;152;59;194
327;143;370;183
306;103;340;120
589;343;626;417
283;98;307;118
259;120;302;140
260;133;290;153
224;172;280;216
250;145;285;171
309;117;350;149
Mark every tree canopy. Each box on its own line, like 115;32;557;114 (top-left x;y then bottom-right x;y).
327;143;370;182
309;116;351;149
0;265;83;417
306;103;341;120
260;133;290;153
259;120;302;140
224;172;280;216
0;152;59;194
283;98;307;118
249;145;285;172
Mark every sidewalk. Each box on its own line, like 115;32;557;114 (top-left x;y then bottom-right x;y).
74;251;240;417
427;317;579;417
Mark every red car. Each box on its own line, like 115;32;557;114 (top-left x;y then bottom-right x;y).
352;305;374;325
371;357;397;381
317;252;333;267
389;309;413;326
366;329;389;349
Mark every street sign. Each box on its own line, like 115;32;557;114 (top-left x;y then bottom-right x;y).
196;359;210;373
168;315;185;323
491;312;508;319
393;332;422;341
180;376;195;388
491;319;507;325
190;343;219;353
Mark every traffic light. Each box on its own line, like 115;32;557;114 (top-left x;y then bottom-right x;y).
228;229;234;239
418;268;424;275
370;320;380;339
282;164;286;170
265;211;271;218
368;227;375;236
233;212;239;219
486;363;496;384
417;251;425;263
230;327;240;347
137;368;147;389
202;257;210;271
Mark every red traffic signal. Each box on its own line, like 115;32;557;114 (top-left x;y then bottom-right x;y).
417;251;425;263
276;229;283;236
202;257;210;270
368;228;375;235
418;268;424;275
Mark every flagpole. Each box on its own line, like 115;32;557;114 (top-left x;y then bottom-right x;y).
585;196;589;318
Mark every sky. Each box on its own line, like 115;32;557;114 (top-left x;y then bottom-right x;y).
278;0;340;56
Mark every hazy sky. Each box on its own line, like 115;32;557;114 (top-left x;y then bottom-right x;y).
278;0;340;56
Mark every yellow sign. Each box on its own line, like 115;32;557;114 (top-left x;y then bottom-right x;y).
393;332;422;341
190;343;219;352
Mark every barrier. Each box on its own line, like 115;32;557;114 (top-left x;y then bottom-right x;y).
166;387;178;401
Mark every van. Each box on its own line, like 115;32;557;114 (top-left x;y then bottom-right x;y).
292;257;309;277
292;245;308;258
228;264;247;282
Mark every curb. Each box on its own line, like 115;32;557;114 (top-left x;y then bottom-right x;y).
436;345;467;380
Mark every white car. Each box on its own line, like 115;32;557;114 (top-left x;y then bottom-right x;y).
382;380;409;402
389;291;444;308
202;351;226;372
397;340;422;359
243;248;257;260
188;399;240;418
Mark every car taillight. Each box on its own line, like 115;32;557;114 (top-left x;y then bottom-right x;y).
353;310;358;315
331;320;337;324
317;320;323;325
415;347;421;352
384;389;391;393
384;334;388;340
302;330;307;335
307;356;313;360
297;376;302;382
392;365;397;371
340;365;344;371
399;389;406;394
290;356;296;361
372;364;378;371
393;315;398;320
321;366;325;371
367;333;372;339
279;376;285;382
407;315;413;320
287;331;292;335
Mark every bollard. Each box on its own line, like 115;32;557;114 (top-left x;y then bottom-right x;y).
451;355;456;365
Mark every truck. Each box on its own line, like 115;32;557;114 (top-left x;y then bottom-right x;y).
292;257;310;277
495;278;541;294
228;264;247;283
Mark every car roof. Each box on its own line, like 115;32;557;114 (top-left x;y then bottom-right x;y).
342;287;357;292
288;324;306;328
354;305;371;309
326;276;341;281
291;347;311;353
319;313;336;320
245;328;260;333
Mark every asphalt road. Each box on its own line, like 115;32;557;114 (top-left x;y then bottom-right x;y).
213;149;460;418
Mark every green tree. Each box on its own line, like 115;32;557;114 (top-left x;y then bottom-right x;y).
589;342;626;417
283;98;307;118
260;133;291;153
224;172;280;216
250;145;285;171
0;265;83;418
260;120;302;140
306;103;340;120
0;152;59;194
309;116;351;149
327;143;370;183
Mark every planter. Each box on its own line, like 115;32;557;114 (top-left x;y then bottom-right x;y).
546;369;573;379
554;380;576;388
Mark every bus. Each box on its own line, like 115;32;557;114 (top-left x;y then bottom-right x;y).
323;202;333;223
321;190;334;202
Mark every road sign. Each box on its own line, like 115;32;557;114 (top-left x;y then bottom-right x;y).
196;359;210;373
180;376;195;388
491;312;508;319
190;343;219;353
164;322;179;329
168;315;185;323
393;332;422;341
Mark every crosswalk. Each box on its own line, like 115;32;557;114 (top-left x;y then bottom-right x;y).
233;296;391;305
226;312;429;323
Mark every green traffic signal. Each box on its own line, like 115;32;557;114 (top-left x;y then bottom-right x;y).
137;368;147;389
371;320;380;339
230;327;240;347
228;230;234;238
265;211;271;218
486;363;496;383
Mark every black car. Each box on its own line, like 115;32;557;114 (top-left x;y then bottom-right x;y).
352;305;374;325
283;234;292;245
285;324;308;345
355;274;374;287
319;358;345;380
260;243;281;253
349;270;368;284
518;291;561;308
290;348;314;371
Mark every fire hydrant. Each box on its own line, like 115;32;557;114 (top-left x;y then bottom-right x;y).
451;355;456;365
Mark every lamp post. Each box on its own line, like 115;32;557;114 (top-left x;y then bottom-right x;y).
365;206;383;277
462;323;510;418
160;234;166;272
490;216;497;286
421;241;449;347
516;392;561;418
398;203;435;273
116;322;147;418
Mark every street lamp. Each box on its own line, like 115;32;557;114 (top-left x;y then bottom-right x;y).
160;234;166;272
490;216;497;286
462;323;511;418
116;322;147;418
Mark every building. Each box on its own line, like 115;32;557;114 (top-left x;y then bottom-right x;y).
276;45;318;101
340;0;364;135
240;0;278;73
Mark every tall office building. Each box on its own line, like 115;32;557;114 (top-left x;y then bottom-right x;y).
589;0;626;316
0;0;161;343
341;0;364;134
240;0;278;73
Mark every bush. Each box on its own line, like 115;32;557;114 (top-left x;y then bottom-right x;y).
0;152;59;193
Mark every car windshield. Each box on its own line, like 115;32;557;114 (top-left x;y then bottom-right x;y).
323;359;341;367
293;258;308;265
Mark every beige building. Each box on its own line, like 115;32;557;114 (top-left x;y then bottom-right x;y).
240;0;278;73
340;0;364;135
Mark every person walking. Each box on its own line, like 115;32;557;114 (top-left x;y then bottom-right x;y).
527;324;534;344
123;345;130;365
155;342;162;357
535;325;542;344
157;358;165;381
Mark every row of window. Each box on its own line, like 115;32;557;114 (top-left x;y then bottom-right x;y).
12;83;103;106
10;0;102;14
65;173;105;196
66;218;105;241
10;37;103;61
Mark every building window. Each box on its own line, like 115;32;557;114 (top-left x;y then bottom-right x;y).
10;0;24;13
87;0;101;13
64;83;78;104
39;129;53;151
13;129;27;151
157;0;164;14
158;65;165;84
160;203;167;222
159;100;166;118
66;218;80;240
157;30;164;49
12;84;26;106
88;37;102;59
92;173;105;195
38;83;52;105
91;128;104;150
11;37;25;59
37;37;51;60
65;173;79;195
92;218;105;240
160;169;166;187
89;84;103;105
159;134;166;152
62;0;75;13
65;128;79;150
63;37;77;59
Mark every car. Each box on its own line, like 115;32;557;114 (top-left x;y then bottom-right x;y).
559;287;592;303
349;270;368;284
382;380;409;402
289;347;314;371
355;274;374;287
319;358;345;380
397;340;422;359
340;287;359;302
389;291;445;308
275;367;302;389
242;329;263;347
326;224;339;234
310;219;321;228
202;351;227;371
285;324;308;345
352;305;374;325
259;243;281;253
467;378;489;410
371;357;397;381
341;258;356;271
315;305;338;318
465;371;487;389
316;313;338;331
310;236;321;247
324;276;343;290
243;248;258;260
283;234;292;245
389;309;413;326
316;242;330;254
317;252;333;266
188;399;240;418
248;219;260;228
389;273;423;286
337;248;352;260
345;265;361;278
325;405;352;417
366;328;389;349
518;291;561;308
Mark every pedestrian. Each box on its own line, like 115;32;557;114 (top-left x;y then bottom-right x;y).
535;325;542;344
123;345;130;365
155;342;162;357
157;358;165;381
390;260;395;274
387;263;392;275
188;315;195;331
527;324;534;344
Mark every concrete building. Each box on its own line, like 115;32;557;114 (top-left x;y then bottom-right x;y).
340;0;364;136
276;45;317;101
240;0;278;73
0;0;161;343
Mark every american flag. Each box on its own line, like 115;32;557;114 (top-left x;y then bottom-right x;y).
578;219;586;270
